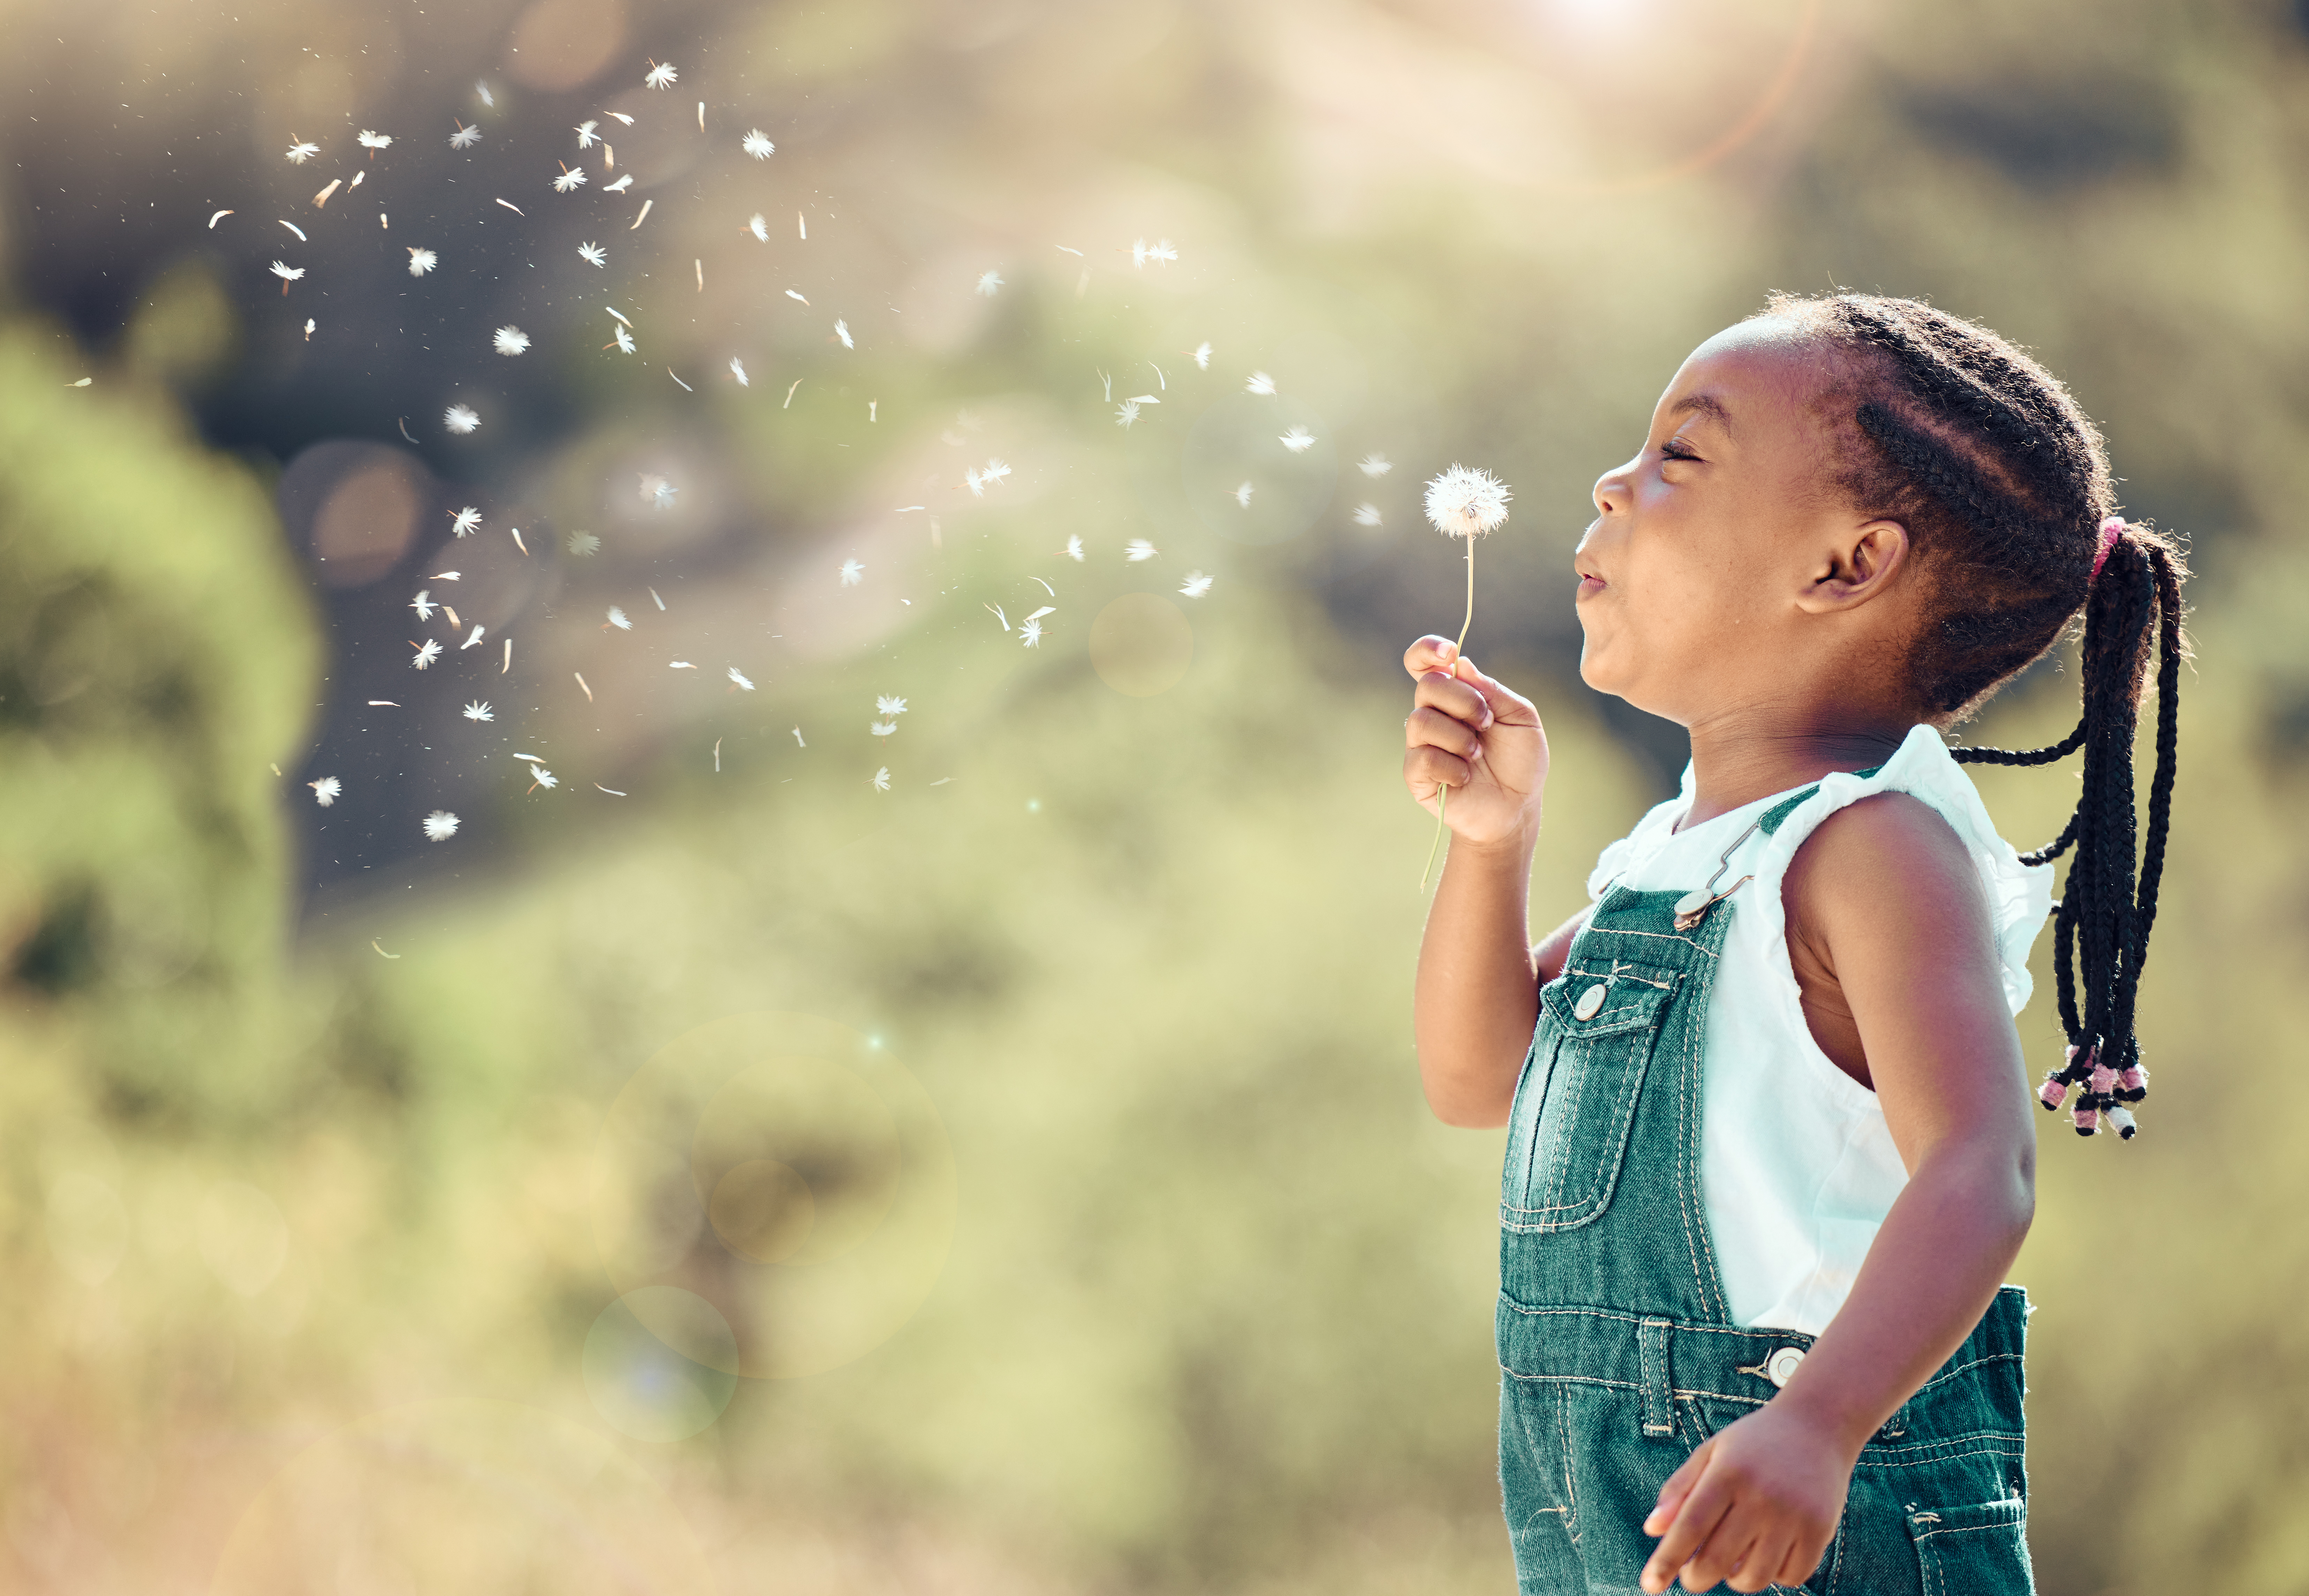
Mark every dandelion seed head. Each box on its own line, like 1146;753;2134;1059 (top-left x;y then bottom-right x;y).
1244;371;1276;396
870;720;896;737
423;810;460;840
839;559;864;587
463;701;494;722
450;122;483;150
285;140;320;164
1353;502;1383;527
1234;481;1253;508
877;695;909;716
531;767;558;790
451;506;482;537
358;130;393;150
310;776;341;806
406;246;438;276
575;120;600;148
870;766;892;791
553;165;587;193
835;318;853;349
728;667;755;690
603;174;633;192
747;213;769;242
1115;400;1140;428
1424;463;1512;538
1018;617;1044;648
1359;453;1393;477
268;260;304;282
578;241;606;266
412;639;443;669
611;325;635;355
566;532;600;556
1125;538;1158;562
729;356;749;386
606;606;630;629
645;60;678;89
1062;535;1084;562
1192;341;1212;370
977;270;1003;296
493;325;531;356
1179;571;1214;597
1280;425;1315;453
444;404;480;434
742;129;775;159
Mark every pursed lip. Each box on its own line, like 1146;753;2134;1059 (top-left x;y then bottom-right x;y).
1574;565;1607;600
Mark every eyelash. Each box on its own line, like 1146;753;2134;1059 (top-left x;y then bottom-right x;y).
1659;439;1700;463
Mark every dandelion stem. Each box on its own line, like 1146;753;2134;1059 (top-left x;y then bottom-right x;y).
1422;538;1477;890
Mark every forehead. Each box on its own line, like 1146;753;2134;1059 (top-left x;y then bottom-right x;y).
1656;320;1840;438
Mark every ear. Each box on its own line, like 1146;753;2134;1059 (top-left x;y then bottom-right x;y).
1794;518;1910;613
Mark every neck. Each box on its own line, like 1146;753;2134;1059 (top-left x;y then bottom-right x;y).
1679;707;1917;828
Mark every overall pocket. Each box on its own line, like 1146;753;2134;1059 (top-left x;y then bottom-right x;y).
1906;1498;2033;1596
1501;963;1679;1234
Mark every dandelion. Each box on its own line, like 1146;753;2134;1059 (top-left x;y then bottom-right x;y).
444;404;480;434
476;81;495;107
1062;535;1084;561
269;261;303;294
1131;238;1176;267
412;639;443;670
871;721;896;737
494;325;530;356
529;767;558;790
1126;539;1158;562
965;469;985;498
575;119;601;148
460;624;487;650
840;559;864;587
451;506;482;536
578;241;606;266
1360;453;1393;477
747;213;769;241
1116;400;1140;429
877;695;908;716
1180;571;1214;597
603;174;634;193
728;667;755;690
1019;617;1044;648
645;59;677;89
729;356;748;386
407;246;438;276
609;325;635;355
742;128;775;159
870;766;891;792
1354;503;1383;527
1420;463;1513;888
286;138;320;164
567;532;600;556
450;121;482;150
1280;426;1315;453
1245;371;1276;396
606;606;631;630
423;810;460;841
983;459;1012;486
464;701;494;722
410;589;436;621
310;776;341;806
834;319;853;349
977;270;1003;296
553;164;587;193
1234;481;1253;508
358;130;393;155
1191;341;1211;370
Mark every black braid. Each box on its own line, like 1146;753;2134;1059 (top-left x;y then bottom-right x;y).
1760;292;2190;1142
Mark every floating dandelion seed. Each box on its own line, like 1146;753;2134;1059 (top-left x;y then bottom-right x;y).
1192;341;1212;369
1180;571;1214;597
983;458;1012;486
575;120;600;148
285;139;319;164
567;532;600;556
494;325;530;356
1126;539;1158;562
412;639;443;670
451;507;482;536
553;164;587;193
603;174;633;192
406;246;438;276
793;727;806;747
835;319;853;349
653;481;677;509
877;695;908;716
310;776;341;806
529;767;558;790
268;261;303;294
1062;535;1085;561
1131;238;1176;267
1280;426;1316;453
450;122;482;150
1019;617;1044;647
1354;503;1383;527
729;356;748;386
977;270;1003;296
871;766;891;792
357;130;393;154
463;701;494;722
410;589;436;621
1420;463;1513;888
460;624;487;650
645;59;677;89
1116;400;1140;428
304;318;317;340
728;667;755;690
606;606;630;630
1360;453;1393;477
840;559;864;587
871;721;896;737
746;213;768;242
476;81;495;107
444;404;480;434
1245;371;1277;396
1024;605;1055;624
743;129;774;159
608;325;635;355
279;220;309;242
986;603;1009;631
1234;481;1254;508
578;241;606;266
965;469;985;498
423;810;459;840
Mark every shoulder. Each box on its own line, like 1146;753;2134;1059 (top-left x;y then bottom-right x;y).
1783;791;1993;950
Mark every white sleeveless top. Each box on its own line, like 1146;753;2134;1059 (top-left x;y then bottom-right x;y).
1584;724;2053;1334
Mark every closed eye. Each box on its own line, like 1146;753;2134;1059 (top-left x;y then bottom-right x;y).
1660;438;1703;463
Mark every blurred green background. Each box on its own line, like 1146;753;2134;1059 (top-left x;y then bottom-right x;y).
3;0;2306;1591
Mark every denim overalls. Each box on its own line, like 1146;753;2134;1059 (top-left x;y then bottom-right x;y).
1497;883;2035;1595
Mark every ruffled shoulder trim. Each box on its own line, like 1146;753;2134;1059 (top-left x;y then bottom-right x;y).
1587;785;1693;903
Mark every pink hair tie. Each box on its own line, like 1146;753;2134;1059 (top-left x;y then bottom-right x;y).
2090;516;2124;583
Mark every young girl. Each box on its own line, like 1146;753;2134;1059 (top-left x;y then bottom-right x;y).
1401;293;2183;1595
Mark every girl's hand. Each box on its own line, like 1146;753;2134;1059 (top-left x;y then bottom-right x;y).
1639;1403;1857;1594
1401;636;1548;850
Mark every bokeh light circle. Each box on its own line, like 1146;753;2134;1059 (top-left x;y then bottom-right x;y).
593;1012;956;1380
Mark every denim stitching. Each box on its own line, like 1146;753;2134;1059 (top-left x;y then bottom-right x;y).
1556;1383;1581;1544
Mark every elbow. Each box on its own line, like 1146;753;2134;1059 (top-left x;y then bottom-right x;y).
1420;1076;1511;1130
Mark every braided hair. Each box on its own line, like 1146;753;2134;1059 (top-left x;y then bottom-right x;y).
1760;293;2188;1140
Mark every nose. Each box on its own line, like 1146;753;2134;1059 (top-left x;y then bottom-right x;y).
1592;457;1635;518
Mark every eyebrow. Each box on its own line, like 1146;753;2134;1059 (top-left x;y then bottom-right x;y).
1669;393;1734;434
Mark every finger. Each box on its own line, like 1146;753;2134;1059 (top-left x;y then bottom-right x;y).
1683;1517;1760;1594
1718;1528;1780;1594
1410;671;1495;730
1405;744;1472;802
1446;655;1541;727
1406;705;1486;763
1642;1439;1714;1536
1775;1527;1828;1588
1403;635;1462;678
1640;1474;1734;1595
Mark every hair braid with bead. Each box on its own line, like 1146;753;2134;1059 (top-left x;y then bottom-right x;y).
1759;292;2189;1140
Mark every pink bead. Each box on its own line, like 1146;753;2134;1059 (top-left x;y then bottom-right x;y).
2119;1065;2148;1094
2089;1062;2118;1094
2038;1078;2068;1110
2073;1106;2100;1134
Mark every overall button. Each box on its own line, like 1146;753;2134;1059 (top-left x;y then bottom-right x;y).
1572;983;1608;1022
1766;1346;1806;1387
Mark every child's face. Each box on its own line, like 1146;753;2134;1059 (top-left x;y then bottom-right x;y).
1574;321;1915;728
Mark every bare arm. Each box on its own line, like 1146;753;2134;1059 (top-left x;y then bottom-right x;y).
1402;637;1583;1127
1642;795;2037;1594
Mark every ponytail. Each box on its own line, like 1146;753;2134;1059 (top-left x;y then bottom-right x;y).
1953;521;2188;1138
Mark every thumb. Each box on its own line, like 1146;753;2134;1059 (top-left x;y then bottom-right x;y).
1643;1436;1714;1536
1446;655;1538;726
